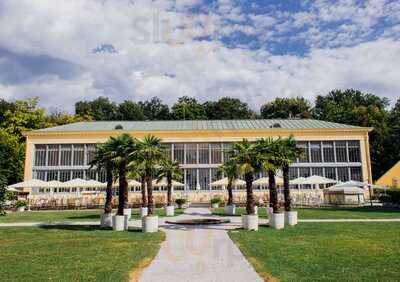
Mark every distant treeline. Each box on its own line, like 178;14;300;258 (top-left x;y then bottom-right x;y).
0;89;399;185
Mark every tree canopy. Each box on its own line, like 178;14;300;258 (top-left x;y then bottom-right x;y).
260;97;312;119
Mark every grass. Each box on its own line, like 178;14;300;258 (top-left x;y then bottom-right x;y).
0;226;164;282
229;222;400;282
0;208;184;223
212;206;400;219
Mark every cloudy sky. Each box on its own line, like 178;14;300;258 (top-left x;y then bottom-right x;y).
0;0;399;112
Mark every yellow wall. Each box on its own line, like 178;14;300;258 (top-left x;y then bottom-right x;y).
376;161;400;188
23;127;373;183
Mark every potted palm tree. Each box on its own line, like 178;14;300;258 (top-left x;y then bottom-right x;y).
107;134;137;231
132;135;164;233
16;200;27;212
156;159;182;217
90;142;115;228
219;160;238;215
256;138;284;229
279;136;303;226
231;139;260;231
128;163;148;217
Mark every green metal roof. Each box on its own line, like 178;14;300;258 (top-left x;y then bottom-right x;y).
33;119;365;133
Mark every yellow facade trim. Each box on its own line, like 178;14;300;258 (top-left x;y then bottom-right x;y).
376;161;400;187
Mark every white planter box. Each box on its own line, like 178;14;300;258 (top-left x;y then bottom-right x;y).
285;211;298;226
123;208;132;220
224;204;236;215
113;215;125;231
165;205;175;216
140;207;148;217
242;215;248;229
100;213;113;228
211;203;219;208
272;213;285;230
124;215;129;230
254;206;258;215
142;216;159;233
267;207;273;225
17;207;25;212
244;215;258;231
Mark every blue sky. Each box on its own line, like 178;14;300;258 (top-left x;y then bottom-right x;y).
0;0;399;112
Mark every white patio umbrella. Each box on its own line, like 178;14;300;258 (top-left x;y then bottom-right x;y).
324;186;365;194
290;177;307;185
111;179;141;188
152;177;185;187
6;187;19;192
8;179;47;189
210;177;246;187
61;178;92;188
301;175;338;185
252;176;284;186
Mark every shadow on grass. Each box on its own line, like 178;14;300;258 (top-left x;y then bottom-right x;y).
38;224;142;233
65;214;100;220
304;206;400;214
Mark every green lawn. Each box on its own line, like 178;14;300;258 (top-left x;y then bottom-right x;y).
0;208;184;223
212;206;400;219
230;222;400;282
0;226;164;282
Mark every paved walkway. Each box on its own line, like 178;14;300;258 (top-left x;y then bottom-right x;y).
139;208;263;282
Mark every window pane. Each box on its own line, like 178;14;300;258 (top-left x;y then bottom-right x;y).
185;144;197;164
72;170;84;179
86;170;97;180
223;143;233;163
198;143;209;164
297;142;309;163
34;170;46;180
210;143;222;164
46;170;58;181
73;145;85;166
98;169;106;182
162;143;172;160
60;145;72;166
310;142;322;162
348;141;361;162
299;167;310;177
322;141;335;162
173;144;184;164
324;167;336;180
335;141;347;162
47;145;59;166
34;145;47;166
289;167;298;180
198;168;210;190
59;170;71;182
350;167;362;181
311;167;323;176
337;167;349;182
185;169;197;190
86;144;96;165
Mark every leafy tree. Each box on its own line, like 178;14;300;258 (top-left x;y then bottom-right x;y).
138;97;170;120
171;96;207;120
0;174;7;215
383;99;400;171
0;98;15;121
132;135;164;215
260;97;312;119
75;97;117;120
204;97;254;119
1;98;47;138
219;160;239;206
0;130;24;185
231;139;261;215
116;101;145;121
156;159;183;206
46;111;88;126
313;89;390;180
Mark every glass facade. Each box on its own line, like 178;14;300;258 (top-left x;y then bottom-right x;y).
32;140;363;190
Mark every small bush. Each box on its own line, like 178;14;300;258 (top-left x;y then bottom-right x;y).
377;189;400;206
15;200;27;208
210;197;222;205
175;198;186;208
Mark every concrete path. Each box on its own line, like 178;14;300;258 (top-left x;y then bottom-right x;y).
139;208;263;282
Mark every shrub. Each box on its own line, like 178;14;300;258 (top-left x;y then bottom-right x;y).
175;198;186;208
15;200;27;208
377;189;400;206
210;197;222;205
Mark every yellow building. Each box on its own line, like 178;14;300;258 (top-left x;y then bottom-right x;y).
23;119;373;205
376;161;400;188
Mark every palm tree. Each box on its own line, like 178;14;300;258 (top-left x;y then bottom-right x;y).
128;161;147;208
219;159;239;206
277;136;303;212
106;134;137;216
89;142;114;214
132;135;164;215
231;139;261;215
255;138;281;213
156;159;182;206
